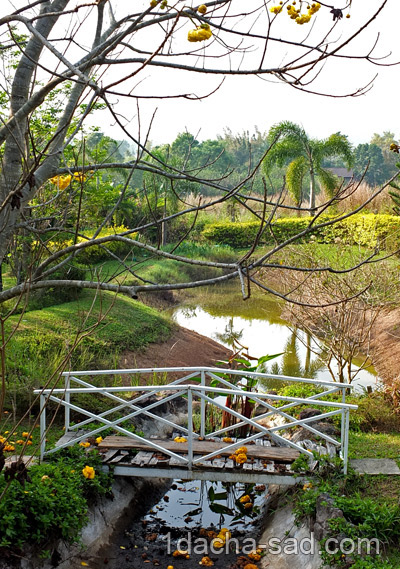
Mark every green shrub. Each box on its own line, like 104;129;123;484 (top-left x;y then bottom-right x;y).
45;226;138;265
0;447;112;551
203;214;400;251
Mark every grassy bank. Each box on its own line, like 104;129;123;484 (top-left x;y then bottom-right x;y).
3;289;172;417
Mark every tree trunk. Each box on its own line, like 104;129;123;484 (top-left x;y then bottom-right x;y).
309;169;316;216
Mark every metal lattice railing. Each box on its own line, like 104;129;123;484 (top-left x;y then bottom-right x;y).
34;367;357;473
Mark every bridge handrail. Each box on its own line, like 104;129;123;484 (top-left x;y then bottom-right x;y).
34;366;356;473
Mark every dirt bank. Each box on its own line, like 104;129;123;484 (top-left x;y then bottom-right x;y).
120;326;232;370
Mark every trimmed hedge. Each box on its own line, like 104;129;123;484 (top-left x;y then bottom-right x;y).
202;214;400;251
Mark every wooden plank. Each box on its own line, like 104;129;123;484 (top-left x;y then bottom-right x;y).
109;450;129;464
101;449;120;463
212;458;226;469
131;451;153;467
99;437;300;462
169;455;187;467
225;459;234;470
252;459;264;472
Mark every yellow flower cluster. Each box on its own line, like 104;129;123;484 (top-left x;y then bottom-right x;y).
173;436;187;443
82;465;95;479
211;528;231;549
229;445;248;464
50;172;86;189
150;0;167;8
271;2;321;25
270;4;283;14
188;23;212;42
239;494;251;504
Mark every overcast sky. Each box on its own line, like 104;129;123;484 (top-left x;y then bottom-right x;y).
3;0;400;147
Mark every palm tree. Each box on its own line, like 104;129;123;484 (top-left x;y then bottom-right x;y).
263;121;354;215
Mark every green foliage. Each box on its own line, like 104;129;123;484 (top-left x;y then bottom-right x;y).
202;214;400;252
28;263;87;310
46;226;138;265
0;447;112;551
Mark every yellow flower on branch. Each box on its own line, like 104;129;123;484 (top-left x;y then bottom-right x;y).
187;23;212;43
198;4;207;14
82;465;95;479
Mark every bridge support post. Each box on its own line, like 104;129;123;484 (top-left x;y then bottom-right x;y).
188;388;193;469
200;371;206;439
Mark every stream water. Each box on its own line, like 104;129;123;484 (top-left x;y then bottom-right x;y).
170;283;379;392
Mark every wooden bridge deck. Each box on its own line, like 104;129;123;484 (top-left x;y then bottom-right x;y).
96;435;304;485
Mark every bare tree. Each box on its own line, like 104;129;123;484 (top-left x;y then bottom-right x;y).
0;0;395;307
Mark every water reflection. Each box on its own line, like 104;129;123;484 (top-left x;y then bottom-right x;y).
171;285;378;391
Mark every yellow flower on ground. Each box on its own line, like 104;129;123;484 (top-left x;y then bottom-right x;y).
222;437;233;443
41;475;51;483
80;563;89;567
211;538;225;549
248;552;262;561
303;481;313;490
82;465;95;479
4;444;15;452
79;441;91;448
199;556;214;566
172;550;190;558
16;440;24;445
22;432;29;438
235;446;248;454
234;453;247;465
173;436;187;443
95;436;103;444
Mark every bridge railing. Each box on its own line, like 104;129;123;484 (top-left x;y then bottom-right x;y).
34;367;357;473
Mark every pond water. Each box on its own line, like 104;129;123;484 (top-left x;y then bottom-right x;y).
171;283;379;392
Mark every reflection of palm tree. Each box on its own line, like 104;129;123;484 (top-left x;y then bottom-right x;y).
215;317;244;348
266;330;324;378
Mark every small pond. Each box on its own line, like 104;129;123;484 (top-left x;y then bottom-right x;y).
170;283;379;392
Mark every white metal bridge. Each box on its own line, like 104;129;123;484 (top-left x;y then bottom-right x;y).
34;367;357;485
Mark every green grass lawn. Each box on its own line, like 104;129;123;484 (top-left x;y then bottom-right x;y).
349;431;400;464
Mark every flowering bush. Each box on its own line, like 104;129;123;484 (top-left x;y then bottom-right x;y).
0;447;113;552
